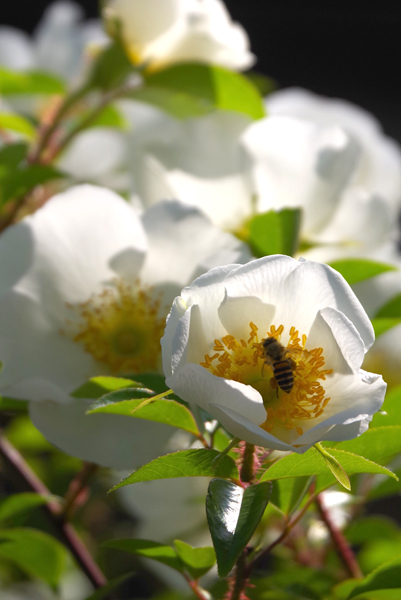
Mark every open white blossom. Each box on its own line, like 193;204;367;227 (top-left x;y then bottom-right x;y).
119;100;256;230
162;255;386;452
105;0;255;71
256;88;401;258
0;185;251;468
0;1;105;82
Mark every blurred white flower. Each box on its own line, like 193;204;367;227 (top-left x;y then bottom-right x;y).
105;0;255;71
0;185;251;468
256;88;401;259
0;1;106;82
119;100;256;230
162;255;386;452
308;491;353;543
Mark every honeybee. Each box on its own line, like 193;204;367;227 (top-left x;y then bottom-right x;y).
261;337;303;394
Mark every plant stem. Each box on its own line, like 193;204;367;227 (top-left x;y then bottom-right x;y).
0;434;107;589
240;443;256;484
246;488;318;576
183;574;210;600
230;550;249;600
62;462;98;520
315;493;362;579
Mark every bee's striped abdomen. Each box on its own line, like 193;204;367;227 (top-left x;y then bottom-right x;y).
272;359;294;393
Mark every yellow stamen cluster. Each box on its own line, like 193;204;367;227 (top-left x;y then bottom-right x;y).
63;279;166;375
200;322;333;436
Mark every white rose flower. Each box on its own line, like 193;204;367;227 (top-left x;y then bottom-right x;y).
162;255;386;452
120;100;256;230
0;1;106;81
0;184;251;468
105;0;255;71
256;88;401;256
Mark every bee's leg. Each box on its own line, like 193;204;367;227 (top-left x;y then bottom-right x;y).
289;358;297;371
269;377;278;397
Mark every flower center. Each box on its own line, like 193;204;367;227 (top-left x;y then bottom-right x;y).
200;322;333;437
63;279;166;375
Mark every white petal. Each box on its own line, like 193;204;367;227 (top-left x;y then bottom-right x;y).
29;396;176;469
0;292;101;394
11;185;147;312
0;26;34;70
218;294;275;342
141;200;251;295
169;363;266;425
161;296;188;378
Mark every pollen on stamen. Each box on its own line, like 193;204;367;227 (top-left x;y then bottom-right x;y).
200;321;333;438
63;279;166;375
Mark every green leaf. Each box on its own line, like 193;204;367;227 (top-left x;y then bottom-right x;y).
110;449;239;491
348;555;401;598
371;386;401;427
0;113;35;138
0;528;66;586
1;164;65;205
0;493;55;525
371;317;401;338
329;259;396;286
84;573;136;600
375;293;401;318
346;516;401;545
89;41;134;90
173;540;216;579
260;447;397;485
71;376;142;399
88;390;199;437
103;539;183;572
246;72;277;96
327;427;401;465
248;208;301;257
368;466;401;500
131;86;215;119
83;104;128;130
314;443;350;490
0;67;66;95
141;63;265;120
270;477;312;516
0;142;28;179
206;479;272;577
0;396;28;412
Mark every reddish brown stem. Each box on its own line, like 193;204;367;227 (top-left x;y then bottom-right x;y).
315;494;362;579
183;574;210;600
62;462;97;520
0;435;107;589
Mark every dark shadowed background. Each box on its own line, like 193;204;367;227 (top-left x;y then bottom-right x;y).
2;0;401;141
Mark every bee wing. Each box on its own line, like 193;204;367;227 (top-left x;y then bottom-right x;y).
285;347;313;361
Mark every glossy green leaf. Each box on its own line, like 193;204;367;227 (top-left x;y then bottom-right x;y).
1;164;65;205
329;259;396;285
84;104;128;130
110;449;239;491
173;540;216;579
0;113;35;138
71;376;141;399
0;396;28;411
0;68;66;95
371;317;401;338
335;580;401;600
103;539;183;572
88;391;199;436
141;63;265;120
270;477;312;515
375;293;401;318
0;493;55;525
0;528;66;586
206;479;272;577
348;555;401;598
371;386;401;427
89;41;134;90
248;208;301;257
260;447;397;485
327;427;401;464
